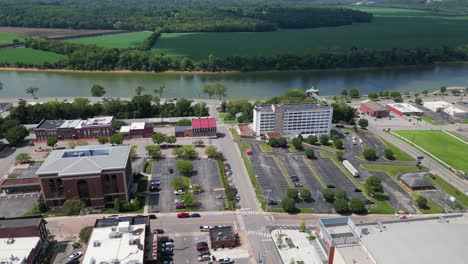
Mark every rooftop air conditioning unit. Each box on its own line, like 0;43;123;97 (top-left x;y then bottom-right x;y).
111;226;117;231
129;239;136;245
6;238;14;244
93;240;101;247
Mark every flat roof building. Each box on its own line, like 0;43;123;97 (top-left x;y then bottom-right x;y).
192;117;217;137
443;106;467;117
423;101;452;113
386;103;423;116
34;116;114;141
360;100;390;118
253;103;333;137
119;122;153;138
36;145;132;207
82;215;149;264
209;226;239;250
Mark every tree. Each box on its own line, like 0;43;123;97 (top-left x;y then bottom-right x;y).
304;148;315;159
5;125;29;146
130;145;138;159
349;88;360;98
365;176;383;194
299;220;307;232
173;145;198;160
319;134;329;145
98;136;108;144
165;135;177;145
349;198;366;214
91;84;106;97
440;86;447;95
113;197;121;212
152;132;166;144
368;92;379;100
363;148;377;161
145;145;162;159
384;149;395;160
171;176;190;191
181;192;196;207
214;82;228;100
415;97;422;105
340;88;348;97
334;139;344;149
281;197;296;213
416;195;428;209
46;137;58;148
307;135;317;145
292;137;303;150
63;197;85;216
176;118;192;126
203;83;217;99
277;137;287;147
286;188;299;200
16;153;31;164
176;160;193;176
336;150;344;161
358;118;368;129
323;188;335;202
422;90;429;95
26;87;39;99
205;146;220;158
451;89;459;95
110;133;124;144
334;198;349;214
135;86;145;96
268;137;279;147
79;226;93;243
31;201;47;214
300;188;311;201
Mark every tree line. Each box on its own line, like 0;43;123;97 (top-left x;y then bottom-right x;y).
16;37;468;72
0;0;371;32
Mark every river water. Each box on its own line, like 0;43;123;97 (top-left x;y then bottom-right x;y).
0;63;467;99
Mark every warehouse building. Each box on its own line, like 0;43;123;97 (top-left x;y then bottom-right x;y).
443;106;467;118
386;103;423;116
359;100;390;118
253;103;333;137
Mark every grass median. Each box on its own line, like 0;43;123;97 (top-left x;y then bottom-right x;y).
377;135;415;161
238;142;266;210
426;174;468;207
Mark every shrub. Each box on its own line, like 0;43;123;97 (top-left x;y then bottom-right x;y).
335;189;347;200
98;136;108;144
173;145;198;159
334;198;349;214
336;150;344;161
349;198;366;214
365;176;383;194
300;188;311;201
363;148;377;161
304;148;315;159
358;118;368;129
334;139;344;149
46;137;58;148
268;137;279;147
181;192;196;207
281;197;296;213
63;197;85;216
122;197;140;211
171;176;190;191
79;226;93;243
323;188;335;202
292;137;303;150
113;197;121;212
145;145;162;159
110;133;124;144
319;134;330;145
383;149;395;160
307;135;317;145
16;153;31;164
176;160;193;176
416;195;428;209
286;188;299;200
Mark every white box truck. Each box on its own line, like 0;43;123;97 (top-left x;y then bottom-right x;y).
343;160;359;177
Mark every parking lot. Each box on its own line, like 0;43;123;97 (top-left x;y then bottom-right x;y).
150;158;224;212
0;192;40;217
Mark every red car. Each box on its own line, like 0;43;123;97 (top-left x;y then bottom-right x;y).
197;245;209;251
176;203;186;209
177;212;190;218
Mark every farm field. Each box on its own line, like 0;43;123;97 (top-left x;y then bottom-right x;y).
0;32;24;45
0;48;65;64
67;31;152;48
394;130;468;174
152;9;468;60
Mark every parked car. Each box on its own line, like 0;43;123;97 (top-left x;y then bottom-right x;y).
68;252;82;261
174;199;185;204
198;250;211;256
150;179;161;186
214;225;224;228
191;213;201;218
293;182;303;187
216;194;225;199
148;214;157;220
235;194;240;201
267;200;278;205
198;255;211;262
326;184;336;188
289;176;299;182
354;188;362;193
176;203;186;209
169;168;174;174
153;229;164;234
163;261;174;264
197;244;209;251
149;185;161;192
196;242;208;247
177;212;190;218
174;190;185;195
218;258;234;264
365;199;375;205
200;226;213;232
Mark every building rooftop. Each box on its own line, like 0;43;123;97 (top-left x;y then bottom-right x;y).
80;116;114;127
209;226;236;242
386;103;423;113
175;126;191;133
318;217;360;246
0;216;43;230
59;119;82;129
400;172;434;188
360;100;388;112
0;177;40;189
130;122;146;130
192;118;217;129
36;145;130;177
360;217;468;264
35;119;65;130
82;217;147;264
0;237;40;264
423;101;452;108
94;216;148;228
120;125;131;133
444;106;466;114
256;103;331;113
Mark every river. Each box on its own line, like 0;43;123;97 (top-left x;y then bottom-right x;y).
0;63;467;99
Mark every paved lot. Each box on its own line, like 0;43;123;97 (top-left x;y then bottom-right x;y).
356;130;387;157
10;162;41;178
0;192;40;217
151;158;223;212
421;189;456;213
173;234;208;264
52;241;79;264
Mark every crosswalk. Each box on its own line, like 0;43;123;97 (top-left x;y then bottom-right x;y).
236;214;246;231
247;230;271;238
239;208;262;215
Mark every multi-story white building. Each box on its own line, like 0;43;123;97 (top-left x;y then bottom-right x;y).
252;103;333;137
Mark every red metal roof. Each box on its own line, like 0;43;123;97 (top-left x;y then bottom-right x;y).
192;118;217;129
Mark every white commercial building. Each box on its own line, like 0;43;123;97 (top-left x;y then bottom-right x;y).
252;103;333;137
423;101;452;112
386;103;423;116
443;106;467;117
82;216;148;264
0;237;41;264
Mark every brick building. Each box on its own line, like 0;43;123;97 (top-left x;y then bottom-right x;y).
36;145;132;208
0;216;49;264
192;117;217;137
119;122;154;138
359;100;390;118
209;226;239;250
34;116;114;141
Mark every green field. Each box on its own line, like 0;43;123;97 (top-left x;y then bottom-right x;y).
421;116;444;125
377;135;415;162
0;48;65;64
67;31;152;48
394;130;468;173
152;8;468;60
0;32;24;45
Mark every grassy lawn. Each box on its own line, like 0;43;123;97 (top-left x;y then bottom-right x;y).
238;142;266;209
67;31;153;48
288;144;297;152
377;135;415;161
421;116;444;125
0;48;65;64
0;31;24;45
394;130;468;174
143;161;152;174
153;9;468;60
230;128;240;139
218;113;238;125
259;144;273;152
427;174;468;207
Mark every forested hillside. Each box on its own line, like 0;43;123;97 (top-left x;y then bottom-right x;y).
0;0;372;32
